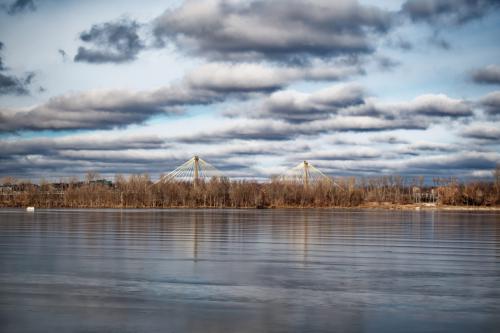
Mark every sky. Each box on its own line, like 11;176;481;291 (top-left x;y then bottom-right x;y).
0;0;499;182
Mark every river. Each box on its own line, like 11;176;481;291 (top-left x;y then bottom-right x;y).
0;209;499;332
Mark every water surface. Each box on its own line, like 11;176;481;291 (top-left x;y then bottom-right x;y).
0;209;499;332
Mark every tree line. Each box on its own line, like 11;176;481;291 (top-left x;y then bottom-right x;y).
1;168;499;208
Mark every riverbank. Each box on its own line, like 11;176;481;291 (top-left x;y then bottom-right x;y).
1;176;499;209
3;203;500;211
357;202;500;211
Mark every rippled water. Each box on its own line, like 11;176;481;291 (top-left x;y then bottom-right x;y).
0;209;499;332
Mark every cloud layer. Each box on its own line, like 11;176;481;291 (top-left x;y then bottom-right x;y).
153;0;393;62
1;0;499;181
0;62;364;132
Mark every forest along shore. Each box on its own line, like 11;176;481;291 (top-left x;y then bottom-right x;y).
1;174;499;209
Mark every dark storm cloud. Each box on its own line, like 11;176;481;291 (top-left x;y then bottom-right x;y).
0;42;35;95
471;65;500;84
401;0;500;25
74;19;144;64
153;0;393;62
4;0;35;15
0;72;32;95
480;91;500;115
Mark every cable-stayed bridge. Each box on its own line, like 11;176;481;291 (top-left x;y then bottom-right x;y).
159;156;340;188
279;160;331;187
158;156;223;186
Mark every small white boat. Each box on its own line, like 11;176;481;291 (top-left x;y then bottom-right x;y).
26;207;35;212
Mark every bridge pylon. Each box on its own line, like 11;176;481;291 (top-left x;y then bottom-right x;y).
158;156;223;187
279;160;340;189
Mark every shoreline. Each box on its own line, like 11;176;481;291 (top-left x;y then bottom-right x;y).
2;204;500;211
356;203;500;211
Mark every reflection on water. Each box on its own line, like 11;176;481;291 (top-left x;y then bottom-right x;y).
0;209;499;332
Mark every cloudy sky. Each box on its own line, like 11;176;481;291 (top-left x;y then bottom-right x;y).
1;0;499;181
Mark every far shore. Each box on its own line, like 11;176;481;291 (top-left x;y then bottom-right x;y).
3;204;500;211
357;203;500;211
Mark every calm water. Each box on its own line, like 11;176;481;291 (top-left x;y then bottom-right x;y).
0;209;499;333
